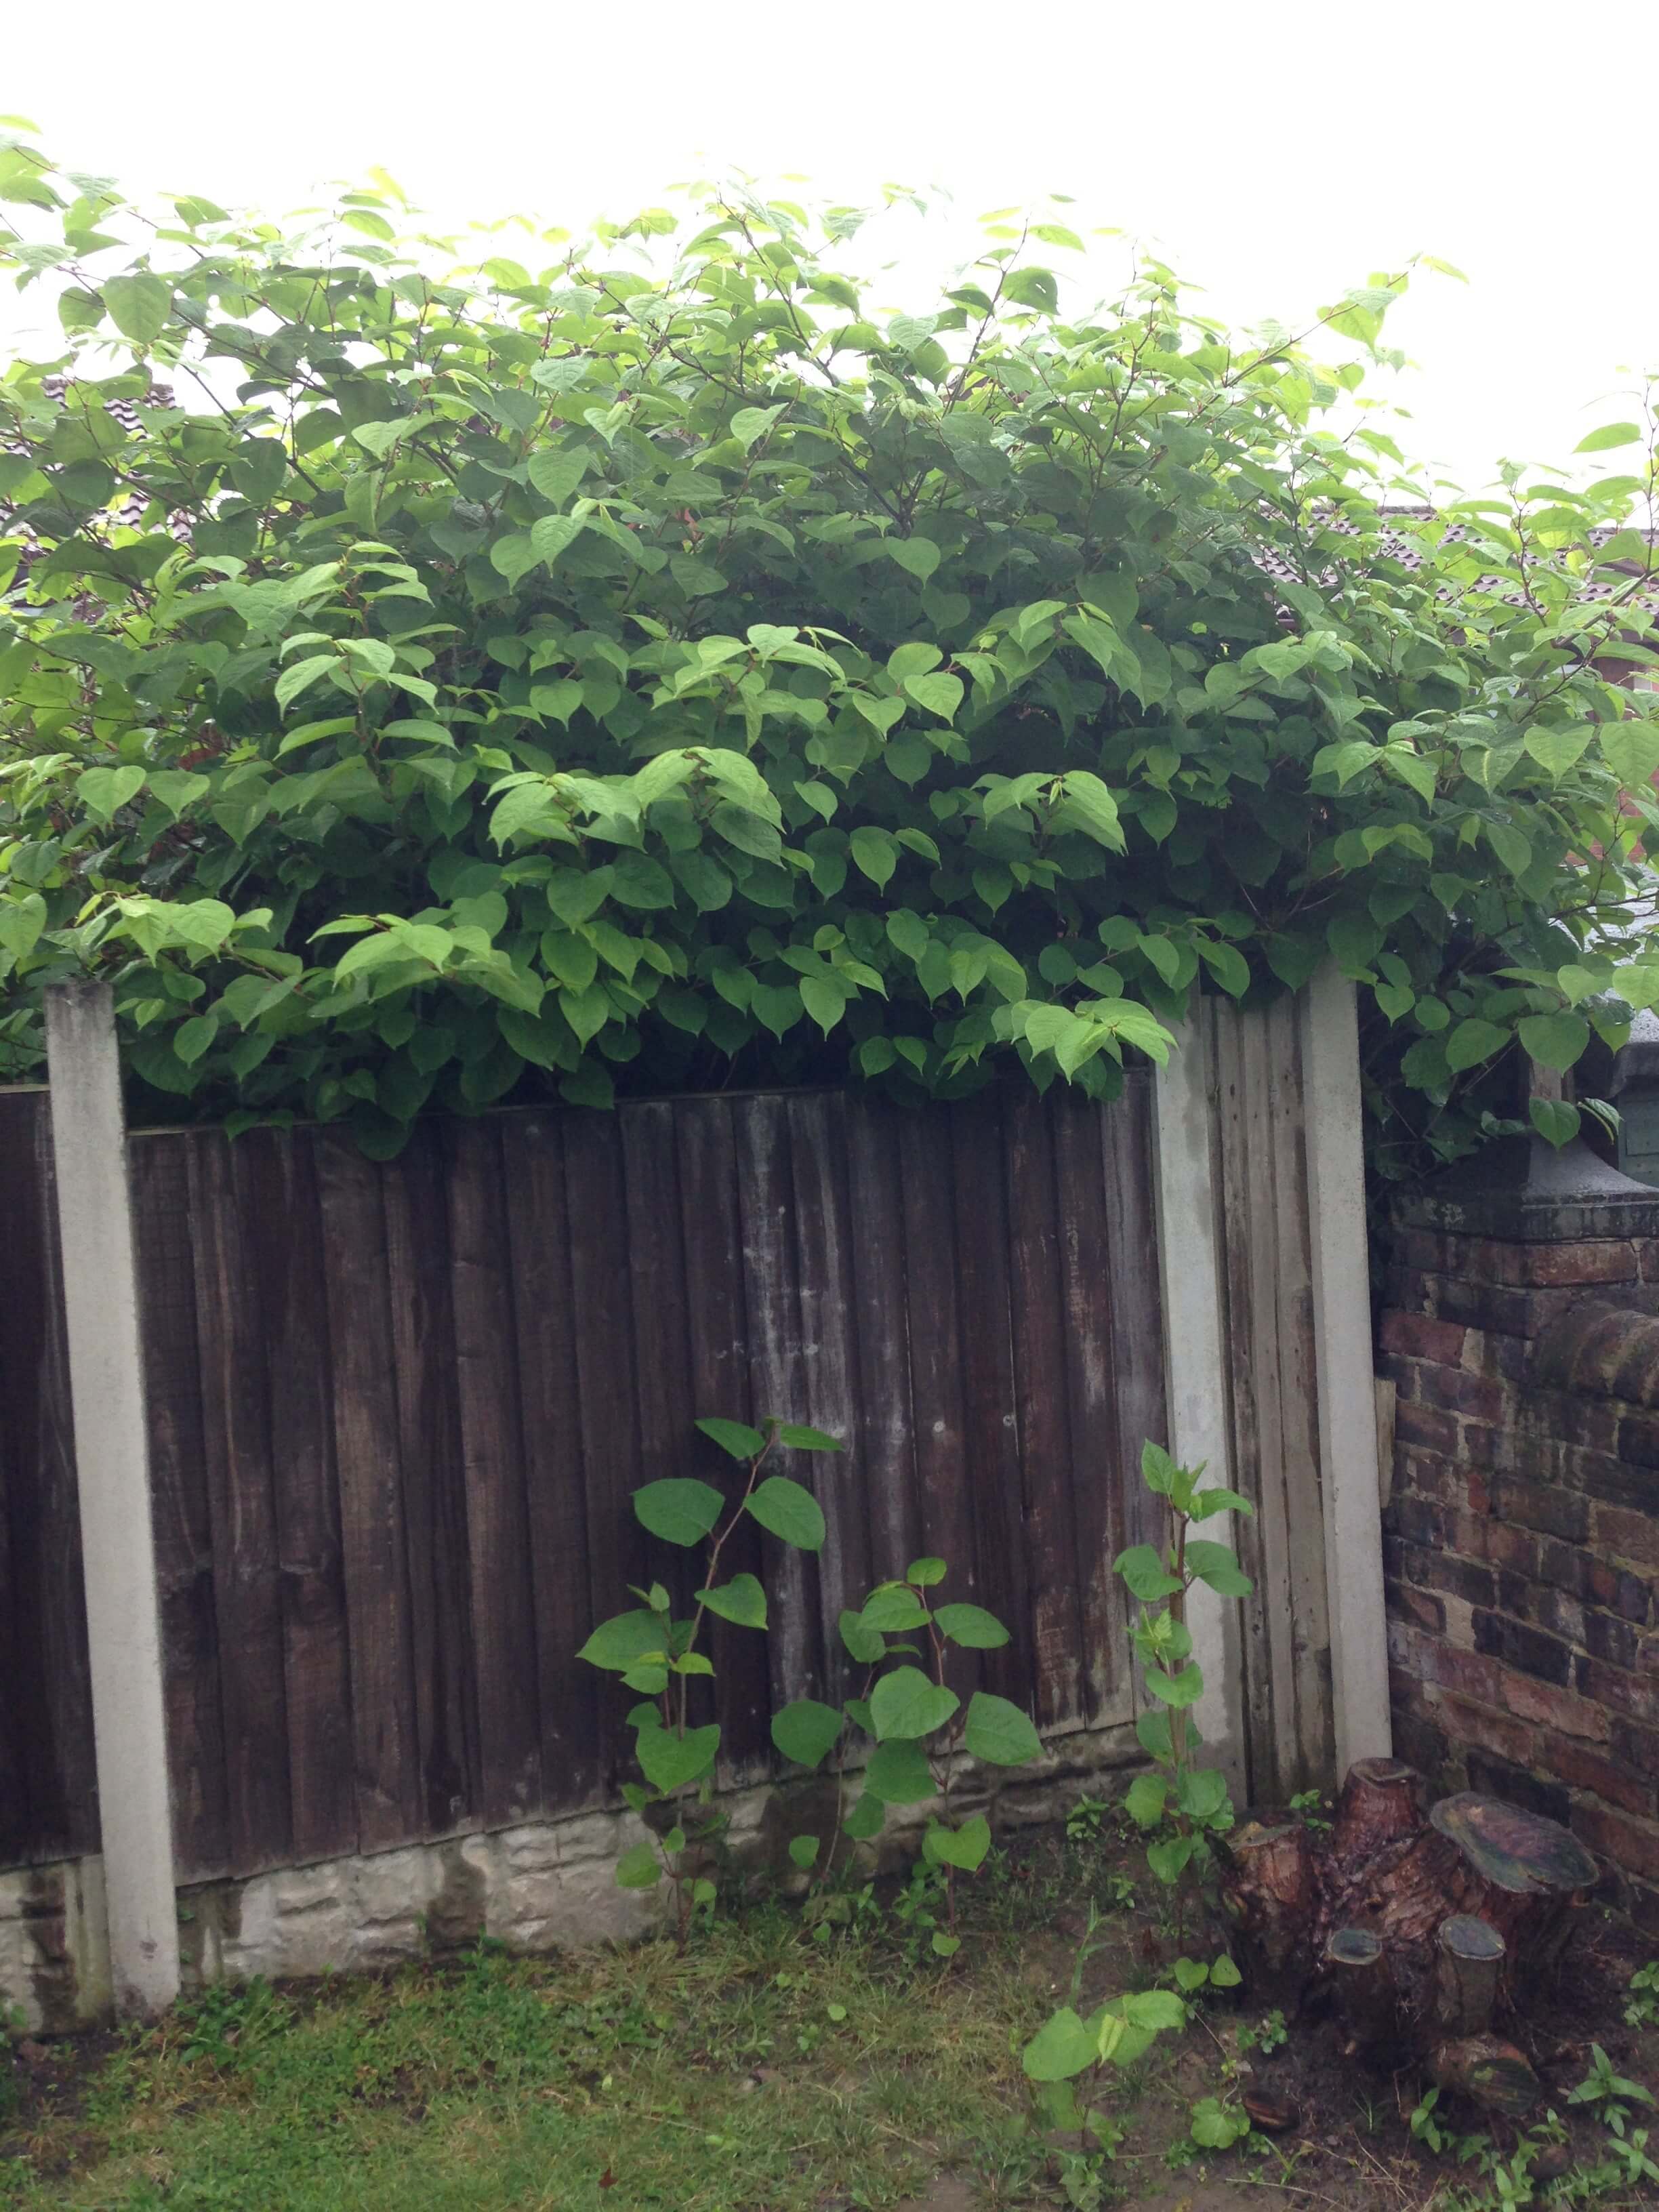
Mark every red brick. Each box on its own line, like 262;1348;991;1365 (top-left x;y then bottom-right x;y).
1396;1401;1459;1455
1462;1329;1528;1382
1593;1504;1659;1572
1380;1310;1468;1365
1494;1479;1589;1542
1542;1737;1656;1818
1572;1799;1659;1884
1547;1393;1626;1456
1498;1668;1611;1742
1433;1689;1536;1769
1387;1580;1448;1635
1612;1717;1659;1779
1418;1366;1513;1423
1577;1654;1659;1724
1516;1241;1641;1289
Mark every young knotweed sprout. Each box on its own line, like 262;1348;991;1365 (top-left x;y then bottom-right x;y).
576;1411;840;1944
1113;1441;1254;1942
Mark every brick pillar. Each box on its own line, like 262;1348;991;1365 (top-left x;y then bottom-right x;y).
1380;1132;1659;1925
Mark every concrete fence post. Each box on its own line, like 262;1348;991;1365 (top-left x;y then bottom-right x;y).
1151;1008;1248;1797
43;981;179;2018
1298;963;1392;1776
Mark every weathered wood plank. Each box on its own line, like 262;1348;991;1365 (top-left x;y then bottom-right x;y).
733;1094;821;1708
240;1128;356;1866
0;1092;96;1864
842;1098;922;1589
187;1130;293;1872
1003;1088;1085;1726
674;1097;771;1780
785;1092;868;1707
947;1092;1025;1709
1267;994;1336;1790
500;1110;598;1813
129;1131;229;1879
562;1110;650;1794
620;1101;701;1631
1052;1084;1134;1727
445;1115;541;1828
316;1133;422;1852
897;1108;977;1703
382;1122;479;1835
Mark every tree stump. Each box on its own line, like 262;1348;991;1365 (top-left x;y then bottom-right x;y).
1218;1762;1598;2116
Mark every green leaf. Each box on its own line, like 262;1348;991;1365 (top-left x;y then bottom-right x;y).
1529;1097;1581;1149
777;1424;842;1452
731;404;785;452
904;672;963;722
1173;1956;1209;1992
615;1840;663;1889
962;1692;1042;1767
1124;1774;1168;1829
888;537;940;582
771;1698;844;1769
1574;422;1643;453
1209;1953;1242;1988
1147;1833;1195;1884
102;272;171;343
787;1833;821;1872
849;825;897;888
1023;2007;1097;2082
747;1475;826;1551
529;513;586;567
862;1740;937;1805
933;1603;1010;1649
1114;1545;1183;1602
844;1790;884;1839
633;1478;725;1547
923;1813;991;1871
1145;1664;1204;1709
869;1666;960;1742
489;534;541;586
1518;1011;1590;1072
527;447;589;503
820;1615;880;1681
635;1721;720;1793
76;765;146;821
1184;1540;1252;1598
1444;1018;1509;1073
696;1416;766;1461
1141;1442;1179;1495
1176;1767;1231;1821
698;1573;768;1629
860;1584;930;1631
906;1557;947;1586
578;1610;670;1673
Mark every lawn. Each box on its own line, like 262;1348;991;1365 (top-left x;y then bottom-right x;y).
4;1818;1657;2211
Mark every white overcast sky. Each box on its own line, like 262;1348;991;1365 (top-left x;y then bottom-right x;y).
5;0;1655;496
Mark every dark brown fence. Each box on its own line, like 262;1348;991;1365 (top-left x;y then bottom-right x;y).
1;1077;1166;1883
0;1090;96;1868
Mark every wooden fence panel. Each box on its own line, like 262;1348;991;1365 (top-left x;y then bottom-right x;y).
0;1090;96;1866
3;1073;1175;1878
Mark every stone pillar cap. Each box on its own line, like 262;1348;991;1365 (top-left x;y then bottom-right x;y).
1395;1135;1659;1242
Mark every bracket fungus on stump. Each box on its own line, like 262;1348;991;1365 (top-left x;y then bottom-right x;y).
1220;1758;1597;2116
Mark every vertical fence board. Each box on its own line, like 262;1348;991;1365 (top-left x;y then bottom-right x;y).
1052;1084;1132;1727
501;1112;598;1809
897;1111;977;1701
0;1093;96;1863
129;1134;228;1878
734;1096;821;1708
562;1111;649;1794
316;1134;422;1853
785;1092;869;1707
842;1100;923;1588
675;1098;771;1779
187;1132;292;1872
446;1118;541;1828
241;1129;355;1866
384;1124;479;1836
947;1095;1024;1708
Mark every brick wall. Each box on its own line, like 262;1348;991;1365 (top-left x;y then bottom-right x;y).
1380;1160;1659;1934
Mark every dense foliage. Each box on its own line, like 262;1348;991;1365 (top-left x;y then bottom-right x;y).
2;129;1657;1169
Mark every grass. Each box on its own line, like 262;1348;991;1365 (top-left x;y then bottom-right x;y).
5;1834;1658;2212
0;1869;1082;2212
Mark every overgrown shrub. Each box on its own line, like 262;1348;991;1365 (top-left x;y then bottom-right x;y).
1;131;1656;1172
